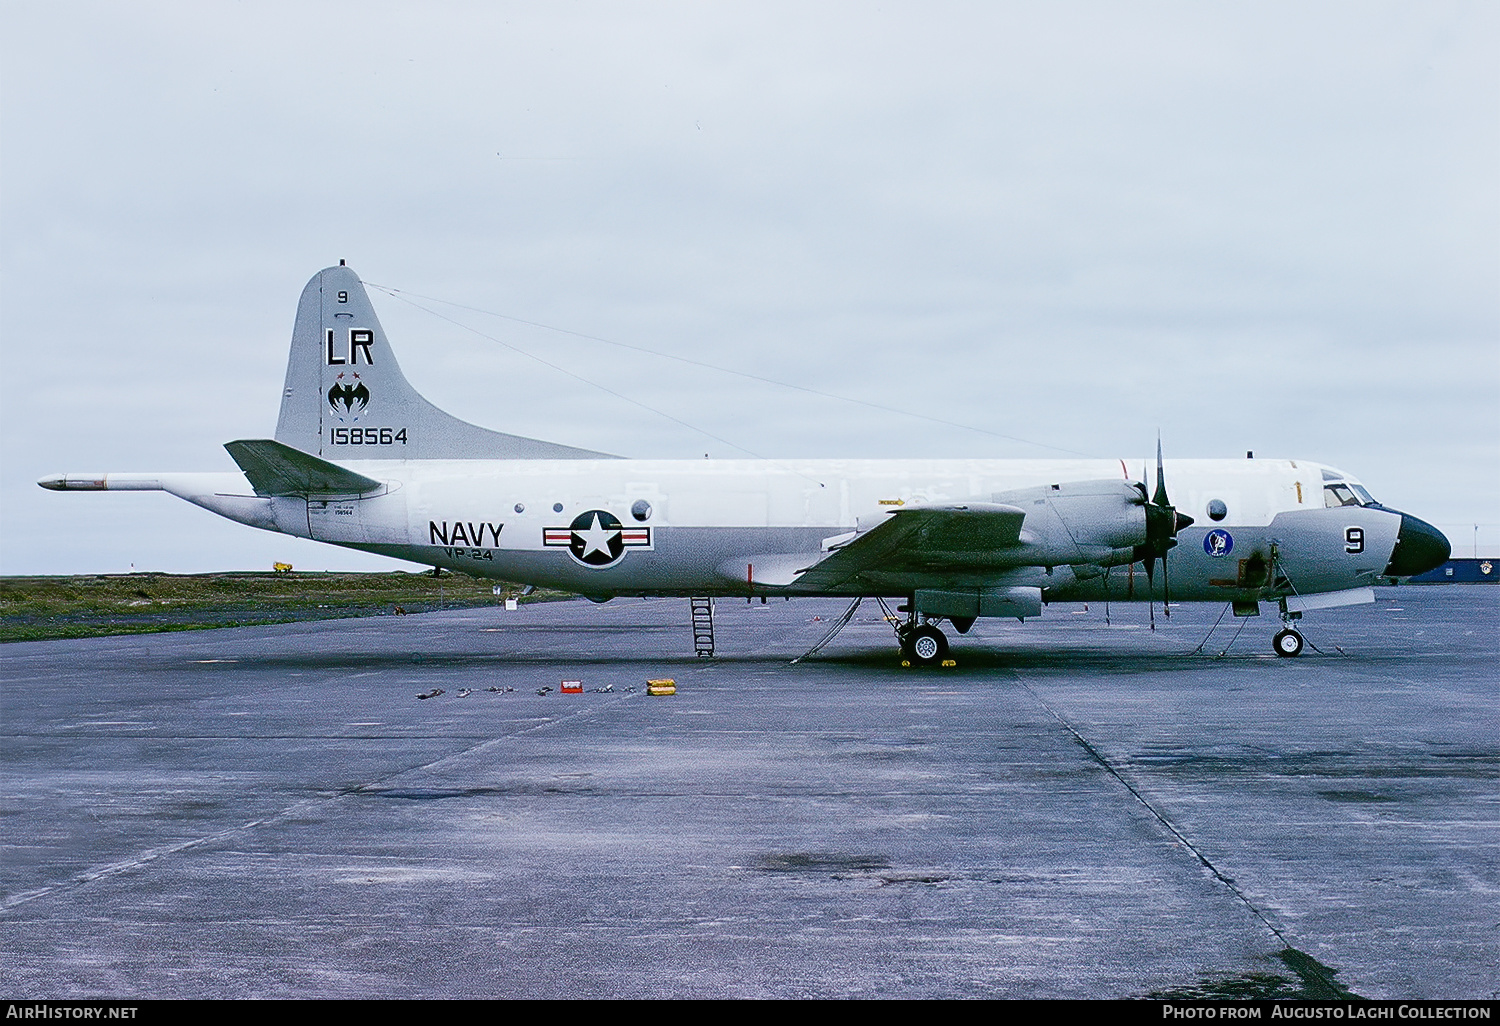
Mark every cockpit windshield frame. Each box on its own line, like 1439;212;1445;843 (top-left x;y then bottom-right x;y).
1321;471;1380;509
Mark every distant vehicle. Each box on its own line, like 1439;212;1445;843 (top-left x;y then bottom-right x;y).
1406;558;1497;584
41;265;1450;662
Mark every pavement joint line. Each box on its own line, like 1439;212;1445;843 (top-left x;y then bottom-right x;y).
0;818;277;914
365;688;640;782
0;689;639;914
1010;671;1300;955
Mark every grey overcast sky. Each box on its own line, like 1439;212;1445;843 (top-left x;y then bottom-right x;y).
2;1;1496;574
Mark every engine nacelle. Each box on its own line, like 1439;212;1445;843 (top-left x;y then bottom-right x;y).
915;585;1044;621
993;479;1148;565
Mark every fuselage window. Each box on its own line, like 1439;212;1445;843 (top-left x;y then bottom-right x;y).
1207;499;1228;521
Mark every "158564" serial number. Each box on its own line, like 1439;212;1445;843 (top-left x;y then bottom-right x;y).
330;427;408;445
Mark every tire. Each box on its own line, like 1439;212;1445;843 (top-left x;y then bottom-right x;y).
908;624;949;666
1273;628;1304;658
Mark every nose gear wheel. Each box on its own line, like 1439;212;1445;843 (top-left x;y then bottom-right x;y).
1272;627;1304;657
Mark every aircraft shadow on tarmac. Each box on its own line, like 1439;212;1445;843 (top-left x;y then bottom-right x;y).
161;642;1347;674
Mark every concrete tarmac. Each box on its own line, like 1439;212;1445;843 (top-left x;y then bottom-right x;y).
1;587;1495;999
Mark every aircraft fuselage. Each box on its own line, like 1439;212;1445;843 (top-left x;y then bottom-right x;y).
104;454;1416;610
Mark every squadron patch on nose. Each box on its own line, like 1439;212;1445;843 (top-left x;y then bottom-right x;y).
1204;529;1234;557
544;510;651;567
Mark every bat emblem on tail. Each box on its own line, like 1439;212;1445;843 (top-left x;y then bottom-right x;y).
328;375;370;414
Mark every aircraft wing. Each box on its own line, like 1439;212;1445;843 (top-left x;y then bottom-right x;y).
793;503;1027;590
224;439;382;497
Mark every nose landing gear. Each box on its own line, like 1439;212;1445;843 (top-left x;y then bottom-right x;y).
1272;627;1305;657
1273;598;1304;657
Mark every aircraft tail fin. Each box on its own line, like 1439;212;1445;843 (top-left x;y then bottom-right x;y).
274;265;616;460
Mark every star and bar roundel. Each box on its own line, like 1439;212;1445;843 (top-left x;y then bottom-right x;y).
544;510;651;567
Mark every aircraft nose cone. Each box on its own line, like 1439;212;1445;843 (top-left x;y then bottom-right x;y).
1384;512;1451;577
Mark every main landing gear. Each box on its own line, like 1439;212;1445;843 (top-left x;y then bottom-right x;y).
902;623;950;666
892;603;952;667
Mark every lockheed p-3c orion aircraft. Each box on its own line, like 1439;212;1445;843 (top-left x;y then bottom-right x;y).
40;264;1451;663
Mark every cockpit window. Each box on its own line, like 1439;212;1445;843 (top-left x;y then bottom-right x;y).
1322;476;1379;507
1321;468;1342;482
1324;484;1362;508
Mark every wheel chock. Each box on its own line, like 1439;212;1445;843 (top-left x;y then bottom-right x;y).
940;659;957;668
646;678;677;696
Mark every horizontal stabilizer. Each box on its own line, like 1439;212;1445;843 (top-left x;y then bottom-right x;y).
225;439;382;496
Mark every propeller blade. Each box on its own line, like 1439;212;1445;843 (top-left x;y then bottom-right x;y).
1162;543;1171;616
1153;437;1169;507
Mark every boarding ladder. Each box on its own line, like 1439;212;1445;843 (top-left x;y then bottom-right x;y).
690;596;715;657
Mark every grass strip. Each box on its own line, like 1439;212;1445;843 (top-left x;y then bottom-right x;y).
0;571;570;642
